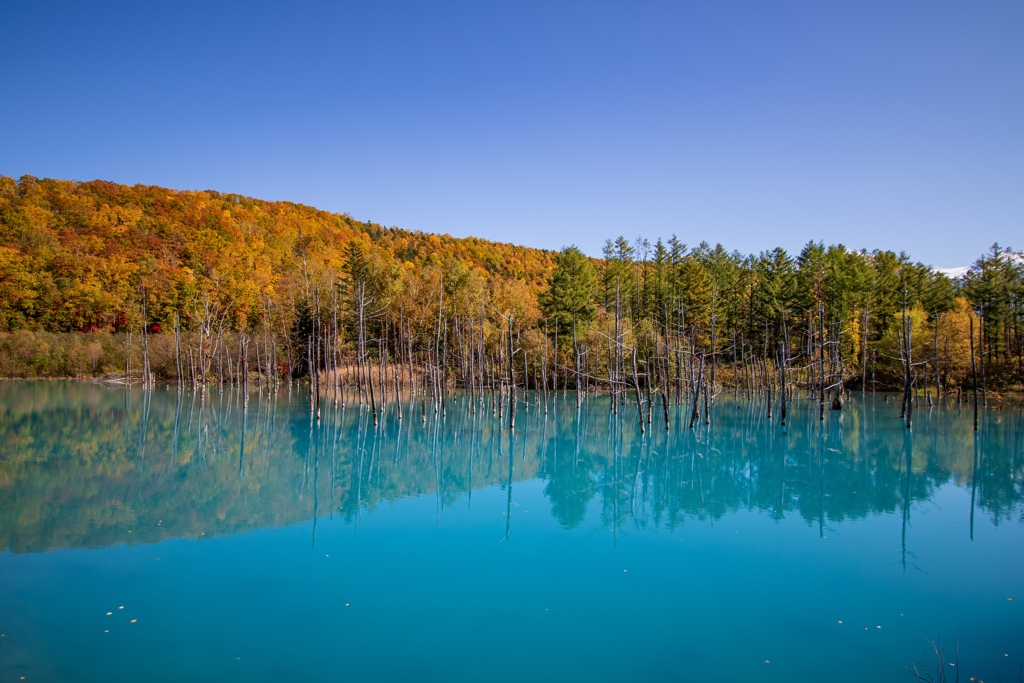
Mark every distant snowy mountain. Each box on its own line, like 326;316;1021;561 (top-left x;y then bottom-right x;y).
931;252;1023;280
933;265;970;279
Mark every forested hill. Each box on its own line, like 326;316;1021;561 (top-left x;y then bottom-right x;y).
0;175;558;332
1;174;1021;392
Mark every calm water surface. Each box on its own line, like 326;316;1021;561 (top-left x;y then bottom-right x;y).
1;382;1021;682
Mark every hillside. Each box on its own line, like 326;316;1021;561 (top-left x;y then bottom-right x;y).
0;175;558;332
1;174;1021;394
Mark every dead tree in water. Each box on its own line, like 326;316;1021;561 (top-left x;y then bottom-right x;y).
780;305;790;426
630;345;645;434
979;303;987;407
572;305;581;409
818;303;826;421
778;342;788;426
361;282;378;426
970;314;979;431
508;315;516;430
125;316;132;385
174;311;183;387
542;318;549;414
900;288;913;429
861;301;869;397
659;343;671;431
688;351;705;429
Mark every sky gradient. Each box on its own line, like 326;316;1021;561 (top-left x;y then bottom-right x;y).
1;1;1021;268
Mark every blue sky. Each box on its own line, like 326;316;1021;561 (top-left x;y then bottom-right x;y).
1;1;1021;268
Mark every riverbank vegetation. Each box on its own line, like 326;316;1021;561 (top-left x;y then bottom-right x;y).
2;175;1022;412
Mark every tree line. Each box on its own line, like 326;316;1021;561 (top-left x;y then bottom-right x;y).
1;175;1021;418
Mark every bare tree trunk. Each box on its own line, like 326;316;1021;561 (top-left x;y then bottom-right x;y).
141;310;150;387
644;335;653;425
364;285;378;427
902;291;913;429
266;296;274;393
979;303;987;407
441;317;448;418
572;307;580;408
779;341;788;426
174;311;182;387
126;326;132;385
933;313;940;400
468;315;477;413
688;351;704;429
970;314;979;430
631;345;645;433
675;299;683;402
508;316;516;430
710;288;717;393
862;303;869;396
660;348;670;431
543;318;549;414
818;303;825;421
552;320;558;397
614;278;621;412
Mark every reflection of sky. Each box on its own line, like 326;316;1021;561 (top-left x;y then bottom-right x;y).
2;2;1021;267
1;455;1021;682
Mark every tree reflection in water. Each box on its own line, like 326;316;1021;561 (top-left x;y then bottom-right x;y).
1;380;1021;554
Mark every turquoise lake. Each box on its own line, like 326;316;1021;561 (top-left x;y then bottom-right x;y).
0;381;1021;682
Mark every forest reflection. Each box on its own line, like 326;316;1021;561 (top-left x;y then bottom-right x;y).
1;381;1020;554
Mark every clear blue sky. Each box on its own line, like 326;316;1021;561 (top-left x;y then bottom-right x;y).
1;1;1021;268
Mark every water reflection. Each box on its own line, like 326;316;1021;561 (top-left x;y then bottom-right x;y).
0;381;1021;554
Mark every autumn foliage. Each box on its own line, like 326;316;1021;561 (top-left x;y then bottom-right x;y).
1;175;1021;392
0;175;557;334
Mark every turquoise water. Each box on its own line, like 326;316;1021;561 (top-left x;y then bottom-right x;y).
0;381;1021;682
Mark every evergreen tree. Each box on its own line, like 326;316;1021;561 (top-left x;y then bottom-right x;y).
540;245;597;344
